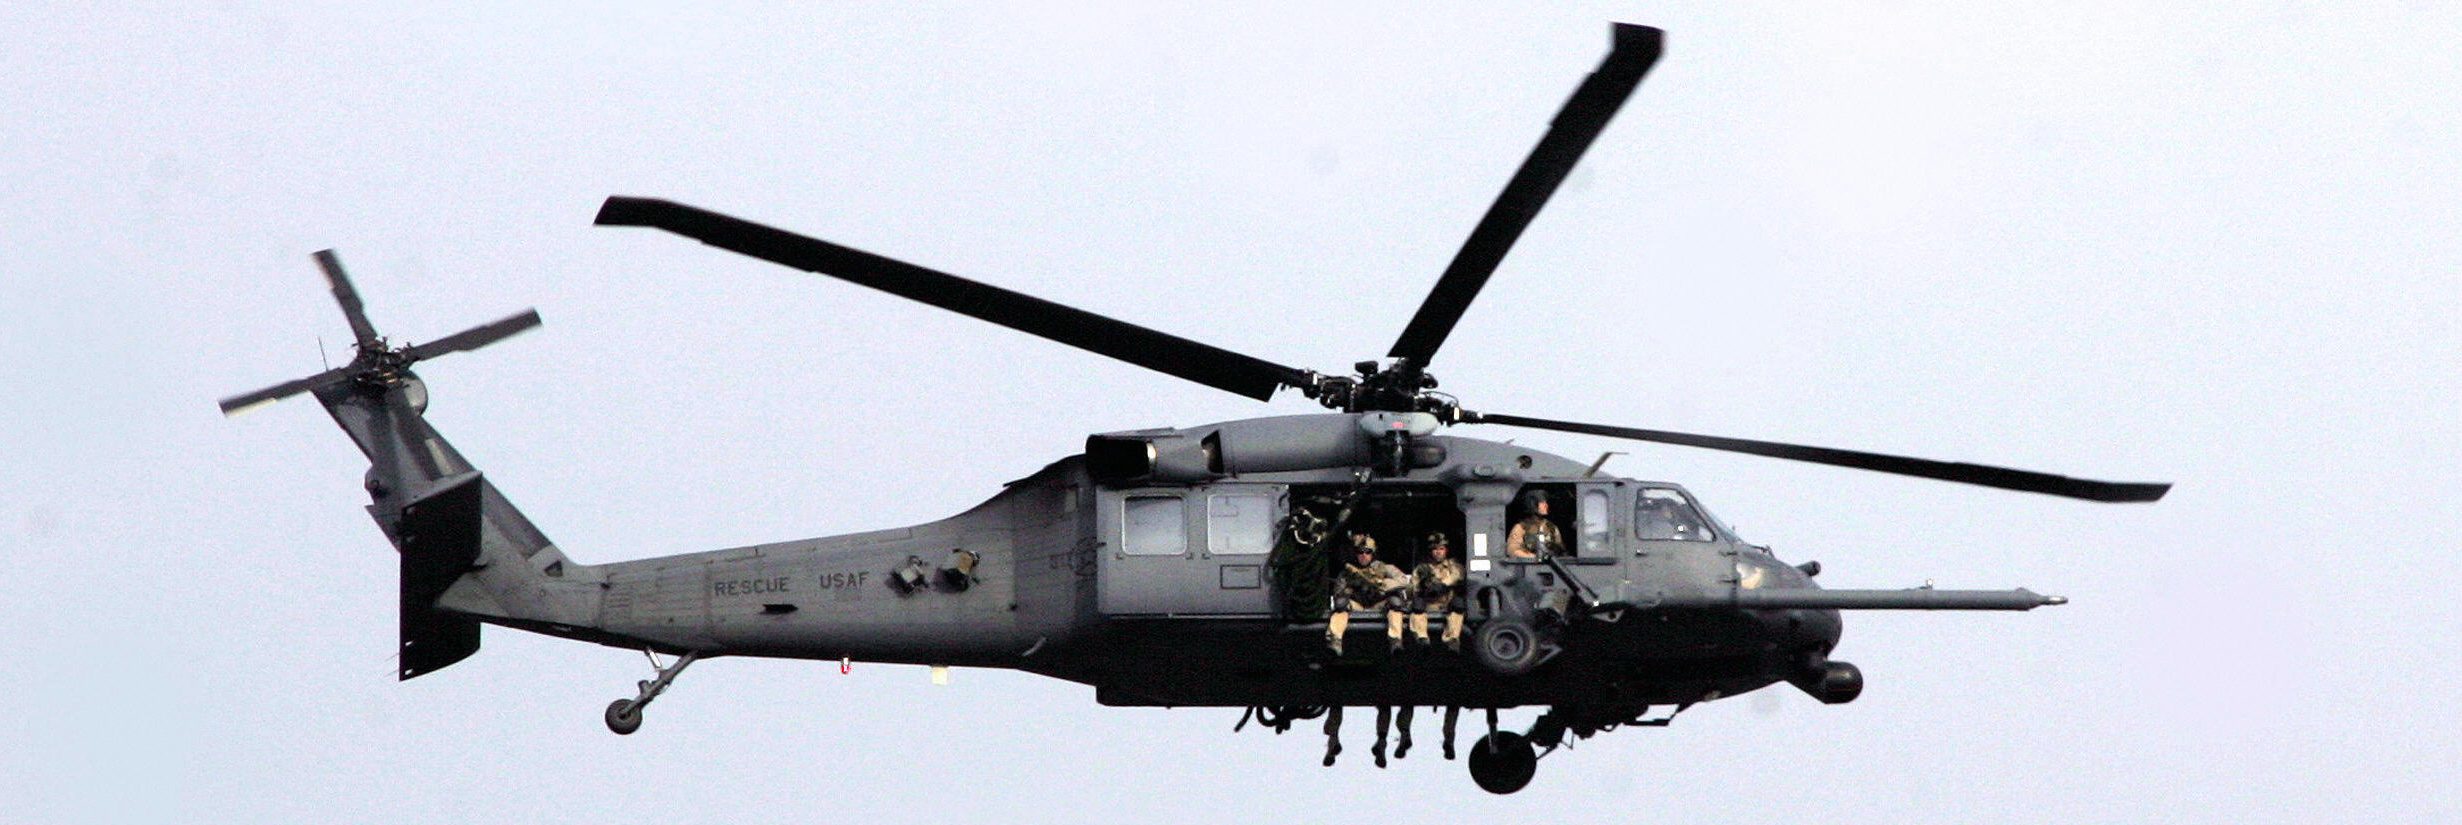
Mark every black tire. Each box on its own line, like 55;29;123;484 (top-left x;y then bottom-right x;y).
1471;618;1542;675
604;699;643;735
1467;731;1538;794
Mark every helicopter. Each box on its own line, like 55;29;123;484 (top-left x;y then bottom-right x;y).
219;23;2167;795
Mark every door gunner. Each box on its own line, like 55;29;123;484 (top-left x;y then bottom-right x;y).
1506;490;1566;558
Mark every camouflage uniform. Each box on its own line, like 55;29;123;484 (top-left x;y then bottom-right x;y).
1326;538;1408;654
1410;554;1466;649
1505;515;1566;558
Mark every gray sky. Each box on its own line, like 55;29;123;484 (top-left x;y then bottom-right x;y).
5;3;2457;823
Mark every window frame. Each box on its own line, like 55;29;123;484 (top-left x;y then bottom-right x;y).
1634;486;1720;543
1204;491;1280;556
1121;494;1190;556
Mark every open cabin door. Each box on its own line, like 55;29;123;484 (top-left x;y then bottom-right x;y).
1096;485;1283;616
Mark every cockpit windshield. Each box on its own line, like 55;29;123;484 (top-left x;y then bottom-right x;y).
1636;487;1717;542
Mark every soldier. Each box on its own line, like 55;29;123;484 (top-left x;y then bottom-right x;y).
1505;490;1567;558
1638;493;1711;541
1507;491;1576;623
1410;531;1467;650
1327;534;1409;654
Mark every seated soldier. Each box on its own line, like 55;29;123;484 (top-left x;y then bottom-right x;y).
1410;531;1467;650
1327;533;1409;654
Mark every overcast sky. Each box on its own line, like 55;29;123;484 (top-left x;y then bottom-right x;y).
5;3;2457;823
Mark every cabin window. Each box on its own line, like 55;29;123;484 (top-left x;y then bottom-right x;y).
1580;489;1611;549
1123;496;1188;556
1207;493;1276;555
1636;487;1716;541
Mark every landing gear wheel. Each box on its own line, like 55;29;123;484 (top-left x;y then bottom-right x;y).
1467;731;1537;794
604;699;643;735
603;649;696;736
1471;618;1542;675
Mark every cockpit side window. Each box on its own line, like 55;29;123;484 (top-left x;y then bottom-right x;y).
1636;487;1716;542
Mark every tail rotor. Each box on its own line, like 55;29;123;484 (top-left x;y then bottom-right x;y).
218;249;541;416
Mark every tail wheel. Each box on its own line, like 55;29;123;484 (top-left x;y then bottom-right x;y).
1467;731;1538;794
1472;618;1542;675
604;700;643;735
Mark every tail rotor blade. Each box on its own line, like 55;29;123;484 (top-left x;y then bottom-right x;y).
217;365;354;417
315;249;383;349
1387;23;1662;366
404;309;542;363
1464;410;2171;503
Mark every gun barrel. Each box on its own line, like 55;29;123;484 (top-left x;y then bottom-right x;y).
1653;588;2066;611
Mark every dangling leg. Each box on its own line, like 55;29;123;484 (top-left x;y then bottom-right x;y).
1408;611;1430;646
1442;705;1461;760
1442;611;1465;652
1384;610;1406;653
1326;608;1350;655
1394;705;1415;759
1322;706;1344;767
1372;705;1394;768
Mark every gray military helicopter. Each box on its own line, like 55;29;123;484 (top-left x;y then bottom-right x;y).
221;24;2167;794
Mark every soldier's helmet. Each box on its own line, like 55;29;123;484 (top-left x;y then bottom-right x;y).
1516;489;1548;513
1423;531;1449;551
1350;533;1378;553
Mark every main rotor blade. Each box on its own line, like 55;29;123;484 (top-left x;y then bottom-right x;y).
1464;411;2171;503
596;196;1314;401
314;249;383;350
1387;23;1662;366
404;308;542;363
217;365;354;416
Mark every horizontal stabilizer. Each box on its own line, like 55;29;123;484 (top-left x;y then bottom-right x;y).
398;472;485;679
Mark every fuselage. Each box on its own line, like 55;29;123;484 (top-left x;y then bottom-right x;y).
548;415;1844;709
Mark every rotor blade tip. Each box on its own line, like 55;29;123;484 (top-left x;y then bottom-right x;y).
1609;23;1664;49
2121;483;2173;503
218;396;278;417
594;196;676;227
313;249;347;277
1610;22;1662;38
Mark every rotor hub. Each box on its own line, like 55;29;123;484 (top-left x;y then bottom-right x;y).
346;338;418;388
1309;358;1456;416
